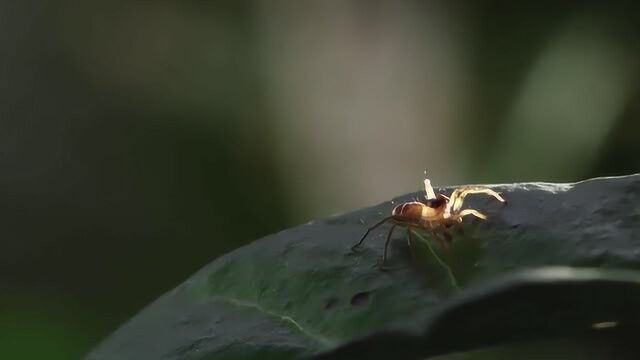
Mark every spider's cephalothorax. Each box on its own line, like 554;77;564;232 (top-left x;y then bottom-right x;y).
391;193;448;221
352;178;506;266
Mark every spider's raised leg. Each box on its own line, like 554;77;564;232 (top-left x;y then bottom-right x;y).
448;187;506;215
352;216;396;251
424;178;437;200
382;224;398;265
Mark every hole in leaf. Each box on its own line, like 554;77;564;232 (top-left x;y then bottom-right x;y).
350;291;370;306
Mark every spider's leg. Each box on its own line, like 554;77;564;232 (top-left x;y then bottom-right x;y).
464;188;505;204
451;187;506;213
424;178;437;200
427;222;450;251
382;224;398;265
447;188;464;209
459;209;487;220
352;216;395;251
445;188;464;218
406;226;416;260
440;224;453;244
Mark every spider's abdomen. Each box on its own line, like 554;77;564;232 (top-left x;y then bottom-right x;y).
391;202;424;221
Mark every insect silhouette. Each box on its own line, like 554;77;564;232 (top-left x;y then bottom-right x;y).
351;178;506;266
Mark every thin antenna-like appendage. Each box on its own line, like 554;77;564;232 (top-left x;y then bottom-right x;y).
424;178;436;200
352;216;395;250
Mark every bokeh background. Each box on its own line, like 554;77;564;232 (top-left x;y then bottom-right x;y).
2;1;640;358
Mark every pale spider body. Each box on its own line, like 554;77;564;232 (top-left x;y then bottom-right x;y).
352;178;506;265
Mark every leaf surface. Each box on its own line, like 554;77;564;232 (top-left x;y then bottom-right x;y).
87;174;640;359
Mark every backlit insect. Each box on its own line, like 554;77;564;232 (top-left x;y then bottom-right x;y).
351;178;506;265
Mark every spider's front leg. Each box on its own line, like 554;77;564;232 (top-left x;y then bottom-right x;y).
459;208;487;220
453;208;487;234
448;187;506;214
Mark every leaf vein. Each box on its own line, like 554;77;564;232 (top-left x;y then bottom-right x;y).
212;295;337;348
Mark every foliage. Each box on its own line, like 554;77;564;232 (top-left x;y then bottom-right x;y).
88;175;640;359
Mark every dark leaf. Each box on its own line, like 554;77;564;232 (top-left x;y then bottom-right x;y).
87;174;640;359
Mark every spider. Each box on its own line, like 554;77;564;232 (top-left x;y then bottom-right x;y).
351;178;506;265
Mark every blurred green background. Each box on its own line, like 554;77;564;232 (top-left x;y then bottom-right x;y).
2;1;639;358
